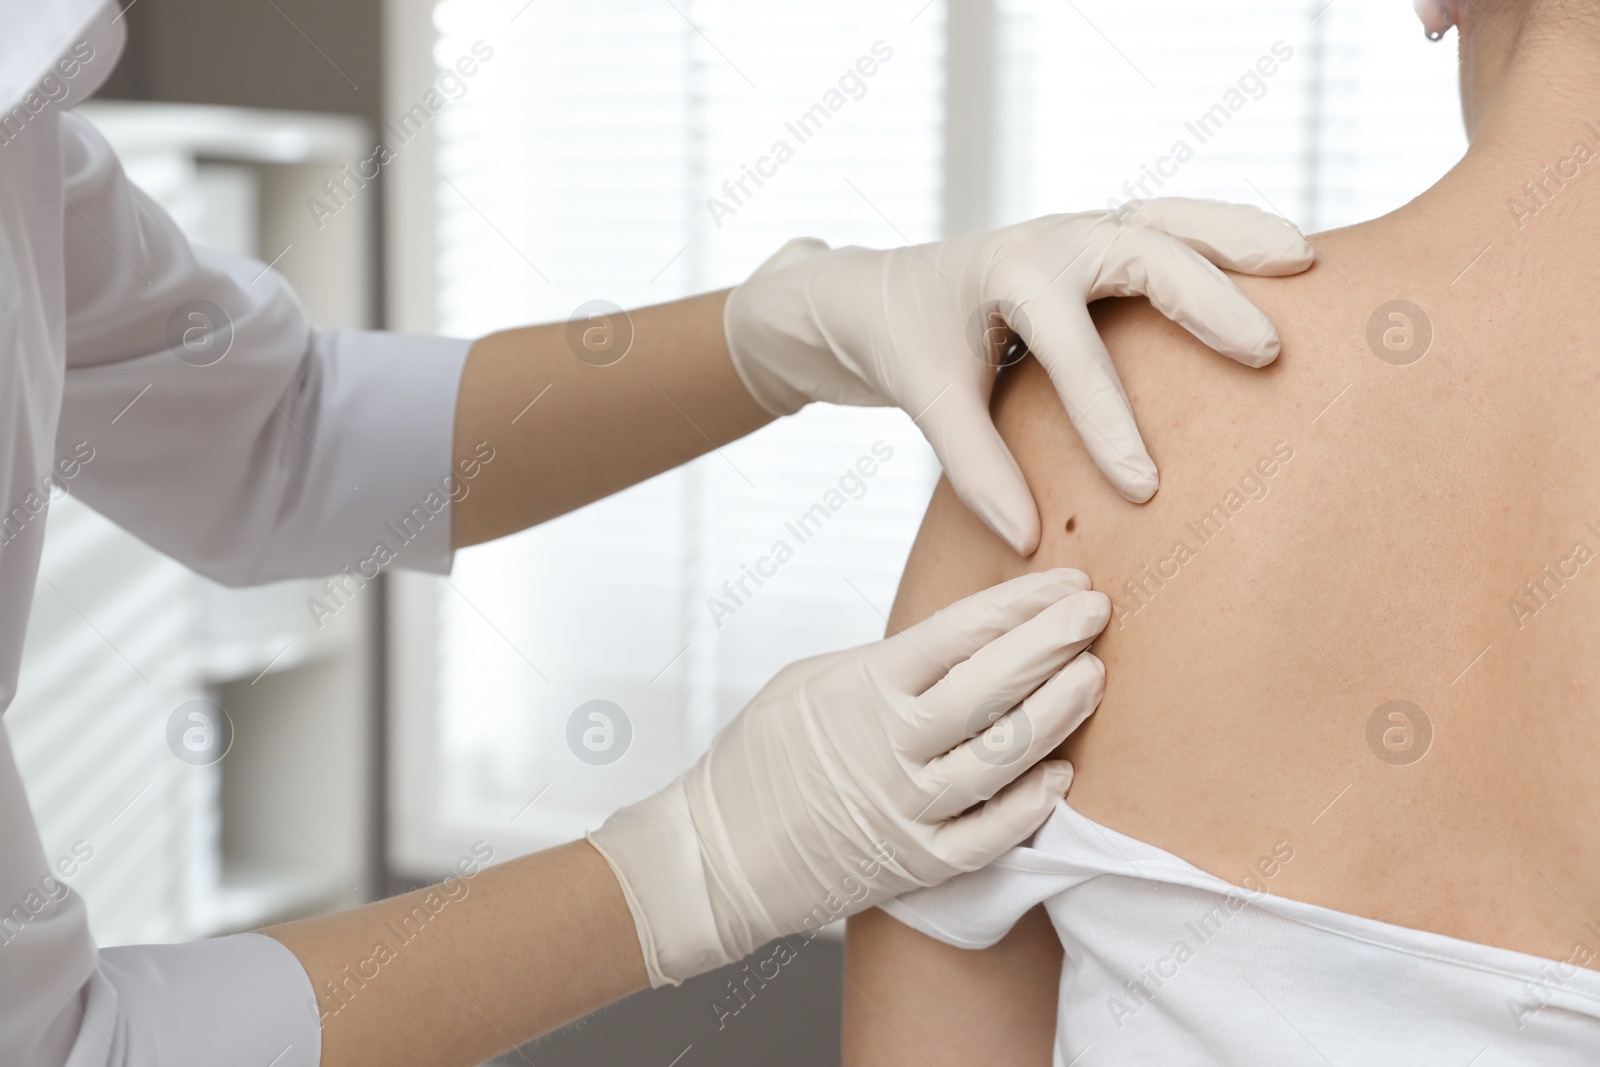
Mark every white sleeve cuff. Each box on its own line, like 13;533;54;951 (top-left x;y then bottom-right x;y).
72;933;321;1067
307;328;474;577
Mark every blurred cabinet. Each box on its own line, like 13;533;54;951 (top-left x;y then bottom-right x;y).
8;102;382;946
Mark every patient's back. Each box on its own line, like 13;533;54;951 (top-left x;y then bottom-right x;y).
890;214;1600;963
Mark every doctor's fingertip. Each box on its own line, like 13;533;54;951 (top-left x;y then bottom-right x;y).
1241;215;1316;275
1062;591;1112;635
1266;240;1316;276
1038;567;1092;592
1082;589;1112;622
983;499;1040;557
1113;461;1159;504
1254;332;1283;366
1071;650;1107;688
1044;761;1075;795
1281;223;1317;269
1233;329;1282;370
1210;302;1282;368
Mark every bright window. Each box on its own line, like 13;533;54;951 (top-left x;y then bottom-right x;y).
390;0;1466;871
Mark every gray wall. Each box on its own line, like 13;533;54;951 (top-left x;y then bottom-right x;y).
99;0;387;324
500;938;844;1067
99;0;381;117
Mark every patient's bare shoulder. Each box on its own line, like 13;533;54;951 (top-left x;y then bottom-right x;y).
858;299;1281;1067
890;248;1600;965
887;290;1296;644
885;300;1181;633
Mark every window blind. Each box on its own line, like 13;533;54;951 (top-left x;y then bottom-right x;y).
410;0;1466;853
5;147;243;947
428;0;944;838
9;126;383;944
8;494;201;947
996;0;1464;231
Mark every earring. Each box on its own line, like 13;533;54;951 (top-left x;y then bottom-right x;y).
1418;0;1453;40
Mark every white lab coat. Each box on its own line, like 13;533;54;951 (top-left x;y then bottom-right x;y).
1;5;471;1064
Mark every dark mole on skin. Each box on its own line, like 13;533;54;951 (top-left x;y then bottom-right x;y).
1065;516;1077;533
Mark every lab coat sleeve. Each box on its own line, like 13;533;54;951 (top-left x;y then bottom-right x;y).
55;109;473;585
0;726;321;1067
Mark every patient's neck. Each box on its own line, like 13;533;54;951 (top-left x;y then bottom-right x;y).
1383;37;1600;270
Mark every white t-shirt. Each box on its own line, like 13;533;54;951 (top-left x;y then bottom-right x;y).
883;801;1600;1066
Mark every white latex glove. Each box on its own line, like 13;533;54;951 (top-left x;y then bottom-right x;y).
588;569;1109;985
724;198;1315;555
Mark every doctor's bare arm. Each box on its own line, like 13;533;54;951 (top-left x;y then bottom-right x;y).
449;289;772;548
261;841;648;1067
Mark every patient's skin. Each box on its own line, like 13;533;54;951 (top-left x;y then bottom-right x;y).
845;10;1600;1065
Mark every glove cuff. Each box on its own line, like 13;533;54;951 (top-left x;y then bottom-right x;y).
723;237;836;416
584;832;679;988
586;778;731;985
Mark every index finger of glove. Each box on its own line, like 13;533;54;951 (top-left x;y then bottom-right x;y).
1094;227;1283;369
900;589;1110;760
1017;296;1159;502
1122;197;1315;276
873;569;1090;694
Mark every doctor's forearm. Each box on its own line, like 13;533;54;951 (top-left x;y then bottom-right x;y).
449;289;773;548
262;840;646;1067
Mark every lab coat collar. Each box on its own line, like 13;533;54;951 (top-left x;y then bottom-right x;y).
0;0;123;113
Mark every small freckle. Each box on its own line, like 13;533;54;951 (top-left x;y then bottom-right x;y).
1065;516;1077;533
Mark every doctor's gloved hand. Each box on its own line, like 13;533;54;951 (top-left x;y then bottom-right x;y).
723;198;1316;555
587;569;1108;986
